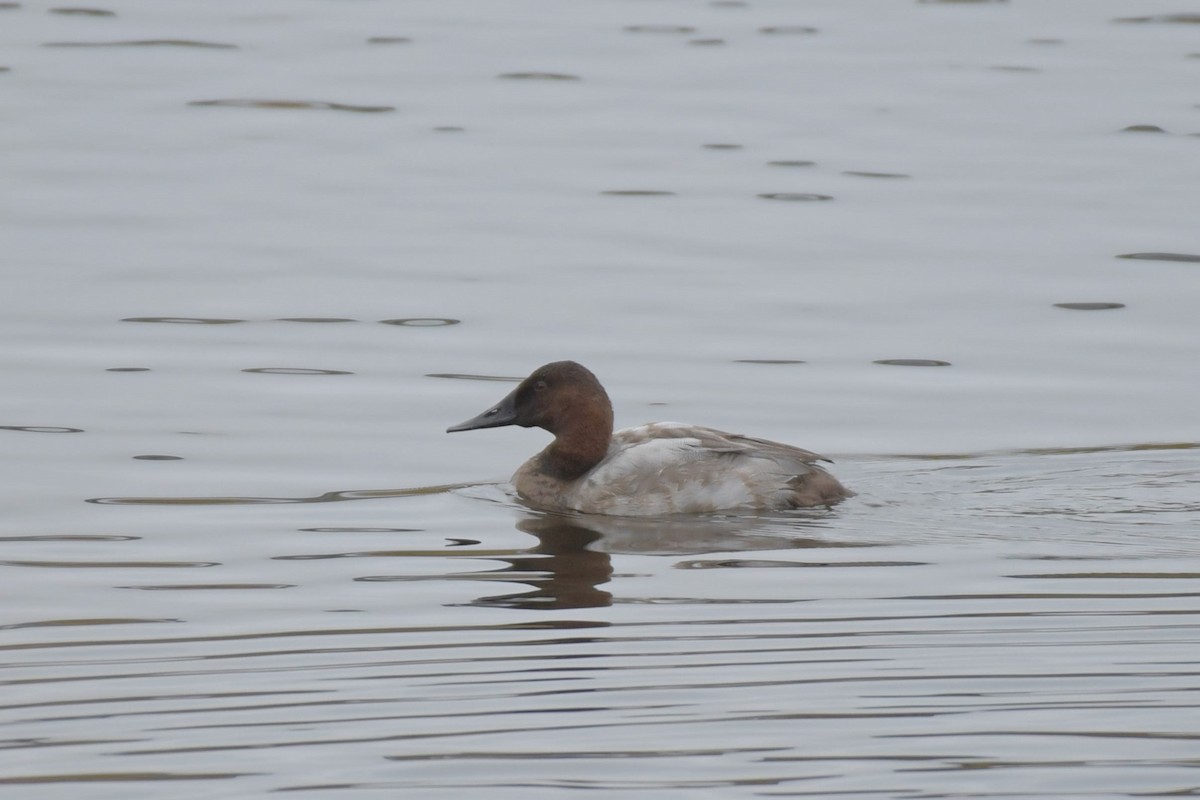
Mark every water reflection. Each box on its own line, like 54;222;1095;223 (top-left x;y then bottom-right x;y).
468;517;612;610
466;509;866;610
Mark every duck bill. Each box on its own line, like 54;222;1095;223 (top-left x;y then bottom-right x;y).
446;387;520;432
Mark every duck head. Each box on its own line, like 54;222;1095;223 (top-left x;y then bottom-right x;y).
446;360;613;436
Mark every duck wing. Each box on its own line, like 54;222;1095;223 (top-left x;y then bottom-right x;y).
565;423;847;514
616;423;829;463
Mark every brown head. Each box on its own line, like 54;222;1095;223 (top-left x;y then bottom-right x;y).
447;361;615;477
447;361;613;435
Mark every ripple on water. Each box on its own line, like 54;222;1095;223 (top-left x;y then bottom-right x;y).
1117;252;1200;263
758;192;833;201
366;36;412;45
188;99;395;113
759;26;819;35
241;368;354;375
0;425;84;433
1053;302;1125;310
0;534;139;542
497;72;581;81
49;6;116;15
676;558;928;569
1114;14;1200;24
874;359;952;366
106;367;152;372
379;317;460;326
767;160;816;167
1121;124;1168;133
119;583;295;591
427;371;520;381
733;359;807;364
624;25;697;34
43;39;238;48
426;373;522;382
122;317;460;325
19;447;1200;795
132;455;184;460
843;170;911;178
0;617;172;629
689;39;726;46
0;772;255;784
122;316;244;324
601;189;676;196
298;527;425;533
0;559;219;568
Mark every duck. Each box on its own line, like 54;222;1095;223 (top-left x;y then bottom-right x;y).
446;361;853;516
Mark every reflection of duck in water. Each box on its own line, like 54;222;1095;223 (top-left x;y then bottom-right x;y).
470;516;614;610
448;361;852;516
470;510;862;610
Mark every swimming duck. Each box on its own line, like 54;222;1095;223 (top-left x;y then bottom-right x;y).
447;361;852;516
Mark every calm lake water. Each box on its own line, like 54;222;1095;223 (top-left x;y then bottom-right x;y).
2;0;1199;797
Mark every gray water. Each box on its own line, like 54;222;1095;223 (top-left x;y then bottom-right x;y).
3;1;1199;797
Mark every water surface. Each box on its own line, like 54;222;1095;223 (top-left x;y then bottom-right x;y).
2;0;1199;797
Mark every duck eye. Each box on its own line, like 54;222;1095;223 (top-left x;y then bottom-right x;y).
534;380;547;392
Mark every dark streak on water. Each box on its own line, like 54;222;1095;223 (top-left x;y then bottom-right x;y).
425;373;522;382
1117;252;1200;263
497;72;581;81
758;193;834;201
188;99;395;113
43;39;238;48
624;25;697;34
733;359;807;365
1054;302;1125;310
1;425;85;433
48;7;116;16
873;359;952;367
120;317;460;326
241;368;355;375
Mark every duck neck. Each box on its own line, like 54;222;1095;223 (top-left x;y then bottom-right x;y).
541;407;613;480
